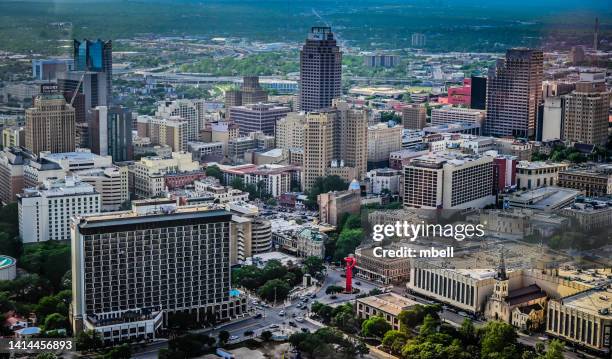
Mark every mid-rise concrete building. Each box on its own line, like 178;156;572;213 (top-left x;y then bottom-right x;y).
74;166;129;211
0;147;35;204
367;168;401;195
229;103;290;136
430;106;485;127
354;246;410;285
367;123;402;167
23;150;113;188
131;152;200;198
18;177;100;243
403;152;495;209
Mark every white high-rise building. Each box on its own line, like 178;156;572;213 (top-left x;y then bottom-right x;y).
18;176;100;243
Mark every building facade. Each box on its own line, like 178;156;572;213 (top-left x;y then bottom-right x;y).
25;93;76;155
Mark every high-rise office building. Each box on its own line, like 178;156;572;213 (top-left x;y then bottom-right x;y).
470;76;487;110
57;71;108;122
430;106;486;127
563;72;609;146
90;106;133;162
485;49;543;138
298;27;342;112
411;33;426;47
73;39;112;101
229;103;290;136
402;105;427;130
301;101;368;191
70;204;246;343
32;58;74;81
136;115;188;152
25;90;76;155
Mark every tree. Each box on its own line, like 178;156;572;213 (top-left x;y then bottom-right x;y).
343;213;362;230
205;165;224;182
43;313;68;331
382;330;408;355
479;321;519;359
75;330;103;351
258;278;290;302
398;304;442;332
36;295;67;321
333;228;363;261
260;330;273;342
36;354;57;359
306;175;349;207
218;330;230;344
0;291;15;313
311;301;334;324
361;316;392;339
230;177;245;190
325;285;344;294
538;339;564;359
419;314;439;338
303;256;324;276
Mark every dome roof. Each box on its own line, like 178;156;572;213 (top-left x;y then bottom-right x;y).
348;179;360;191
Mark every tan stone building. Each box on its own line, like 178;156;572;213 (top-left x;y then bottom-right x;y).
558;165;612;197
354;246;410;284
515;161;570;190
356;293;419;331
25;93;75;155
317;190;360;226
301;101;368;191
275;113;305;151
367;123;403;164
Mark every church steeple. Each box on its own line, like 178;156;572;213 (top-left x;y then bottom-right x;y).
495;248;508;281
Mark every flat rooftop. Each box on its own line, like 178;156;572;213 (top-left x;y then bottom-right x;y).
357;293;419;315
561;287;612;317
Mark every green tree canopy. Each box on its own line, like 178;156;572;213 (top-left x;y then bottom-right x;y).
361;315;392;338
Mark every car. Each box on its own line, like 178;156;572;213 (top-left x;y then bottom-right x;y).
458;311;468;317
252;300;258;305
300;328;309;333
279;310;285;316
229;335;239;341
310;293;316;298
355;281;361;285
292;313;297;317
269;324;279;329
330;295;337;299
296;317;304;323
289;321;297;327
255;313;263;319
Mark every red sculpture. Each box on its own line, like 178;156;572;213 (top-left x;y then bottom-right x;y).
344;256;357;293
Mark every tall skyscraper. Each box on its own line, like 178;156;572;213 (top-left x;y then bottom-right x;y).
25;87;76;155
73;39;112;101
485;48;543;138
90;106;133;161
302;112;334;191
402;105;427;130
299;27;342;112
563;72;610;146
70;205;246;343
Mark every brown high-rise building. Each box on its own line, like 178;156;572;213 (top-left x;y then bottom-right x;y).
563;72;609;146
485;48;543;138
298;27;342;112
402;105;427;129
224;76;269;119
25;92;76;155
